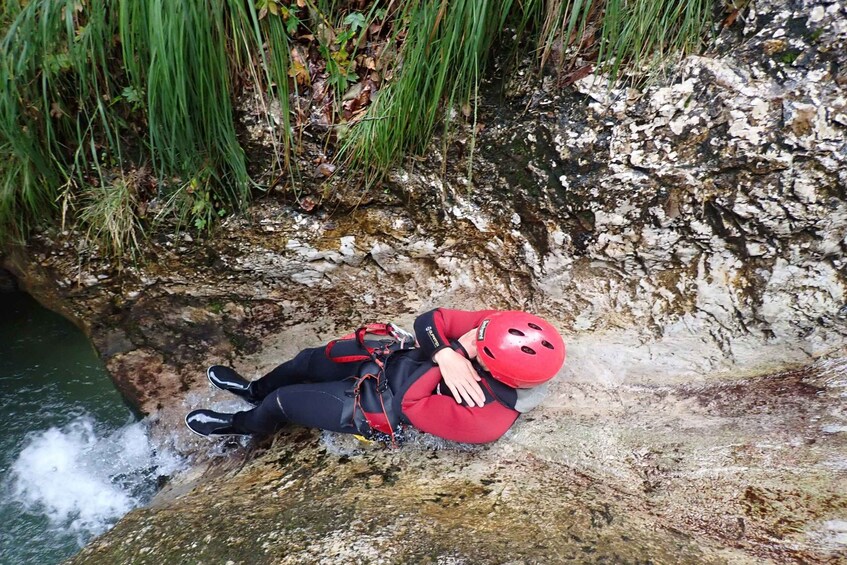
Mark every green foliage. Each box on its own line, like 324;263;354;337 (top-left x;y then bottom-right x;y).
78;177;143;258
155;167;230;233
0;0;113;243
536;0;714;80
777;50;800;64
0;0;293;243
342;0;517;180
119;1;249;193
0;0;715;249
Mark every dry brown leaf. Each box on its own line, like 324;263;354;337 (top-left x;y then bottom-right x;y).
723;10;740;27
299;196;318;211
562;64;593;87
288;46;311;85
311;77;328;103
317;24;335;47
345;105;370;125
342;82;364;102
342;81;373;120
316;163;336;177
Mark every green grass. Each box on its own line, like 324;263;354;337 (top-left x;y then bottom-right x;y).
78;176;143;259
537;0;714;79
341;0;516;182
0;0;293;245
0;0;715;250
343;0;713;182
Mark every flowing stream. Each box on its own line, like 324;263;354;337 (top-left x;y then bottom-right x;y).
0;291;183;564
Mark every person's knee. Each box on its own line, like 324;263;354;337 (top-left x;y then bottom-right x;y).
267;389;287;417
294;347;318;366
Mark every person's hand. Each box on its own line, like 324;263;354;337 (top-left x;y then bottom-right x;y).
433;346;485;407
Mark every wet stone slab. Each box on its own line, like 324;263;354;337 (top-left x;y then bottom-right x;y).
71;359;847;564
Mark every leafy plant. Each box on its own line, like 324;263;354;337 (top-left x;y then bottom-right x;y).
155;168;228;233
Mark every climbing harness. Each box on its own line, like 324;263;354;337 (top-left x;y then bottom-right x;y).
325;323;415;447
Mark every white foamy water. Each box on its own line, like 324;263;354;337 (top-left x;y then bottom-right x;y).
7;415;183;545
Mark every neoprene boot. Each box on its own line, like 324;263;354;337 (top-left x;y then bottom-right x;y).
207;365;259;404
185;409;247;437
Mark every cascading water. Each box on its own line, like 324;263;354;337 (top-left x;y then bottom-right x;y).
0;291;183;564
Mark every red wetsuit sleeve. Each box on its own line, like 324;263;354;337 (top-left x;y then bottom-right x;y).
413;308;497;358
402;367;519;444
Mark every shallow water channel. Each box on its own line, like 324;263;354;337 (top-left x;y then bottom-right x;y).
0;291;181;564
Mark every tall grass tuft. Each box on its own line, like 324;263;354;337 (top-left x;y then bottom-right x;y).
341;0;517;180
537;0;714;81
0;0;293;244
78;176;143;259
0;0;113;241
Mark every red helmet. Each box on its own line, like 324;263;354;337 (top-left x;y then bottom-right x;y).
477;311;566;388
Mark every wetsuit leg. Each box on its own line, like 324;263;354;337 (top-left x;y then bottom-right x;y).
232;379;357;435
249;346;362;400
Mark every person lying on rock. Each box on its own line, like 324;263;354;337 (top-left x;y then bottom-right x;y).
185;309;565;444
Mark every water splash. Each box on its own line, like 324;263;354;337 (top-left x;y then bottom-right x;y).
6;415;184;547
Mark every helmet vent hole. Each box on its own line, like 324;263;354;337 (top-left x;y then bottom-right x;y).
483;346;496;359
527;323;542;330
541;340;554;349
521;346;536;355
508;328;525;336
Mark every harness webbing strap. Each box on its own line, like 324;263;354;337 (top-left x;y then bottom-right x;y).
325;322;395;361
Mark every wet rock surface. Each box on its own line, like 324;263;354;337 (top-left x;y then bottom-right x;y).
71;359;846;564
3;0;847;562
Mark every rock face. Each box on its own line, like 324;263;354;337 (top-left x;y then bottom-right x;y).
3;0;847;563
464;0;847;362
69;360;847;564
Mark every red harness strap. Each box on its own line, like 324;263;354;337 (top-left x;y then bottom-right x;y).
325;323;400;362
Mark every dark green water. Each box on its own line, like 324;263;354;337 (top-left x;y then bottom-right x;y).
0;291;180;565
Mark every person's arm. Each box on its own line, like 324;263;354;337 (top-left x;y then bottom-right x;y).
402;367;519;443
413;308;496;359
414;308;495;407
